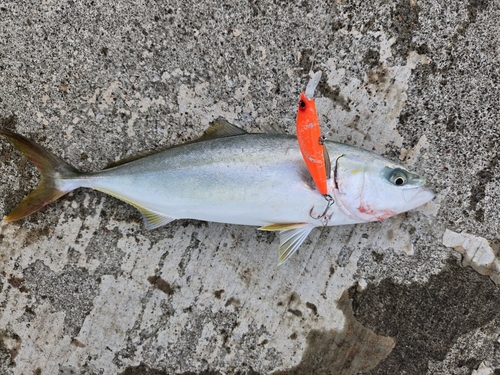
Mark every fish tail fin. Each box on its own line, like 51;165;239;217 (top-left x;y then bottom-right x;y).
1;129;81;222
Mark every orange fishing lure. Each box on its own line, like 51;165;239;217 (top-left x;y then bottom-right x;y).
296;71;330;196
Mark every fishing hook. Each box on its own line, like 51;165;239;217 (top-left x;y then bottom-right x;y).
310;194;334;226
334;154;345;190
313;154;345;227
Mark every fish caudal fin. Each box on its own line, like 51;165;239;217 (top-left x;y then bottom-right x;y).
1;129;81;222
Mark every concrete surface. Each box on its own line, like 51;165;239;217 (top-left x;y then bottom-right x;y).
0;0;499;374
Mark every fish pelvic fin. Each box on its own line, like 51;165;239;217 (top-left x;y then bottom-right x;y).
139;209;175;230
260;223;314;265
1;129;81;222
277;225;315;265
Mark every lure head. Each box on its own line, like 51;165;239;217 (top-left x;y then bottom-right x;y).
297;92;314;115
331;150;435;222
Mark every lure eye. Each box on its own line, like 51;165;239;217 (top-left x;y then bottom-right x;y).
389;170;408;186
299;100;306;109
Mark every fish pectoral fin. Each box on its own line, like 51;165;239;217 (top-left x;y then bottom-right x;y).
323;144;331;180
259;222;307;231
138;208;176;230
277;225;315;265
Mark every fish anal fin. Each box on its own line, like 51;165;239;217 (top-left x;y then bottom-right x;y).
95;188;176;230
259;222;307;231
278;225;315;265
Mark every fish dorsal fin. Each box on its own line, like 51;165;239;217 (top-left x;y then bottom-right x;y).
260;124;281;134
259;223;315;265
103;118;246;170
197;117;247;141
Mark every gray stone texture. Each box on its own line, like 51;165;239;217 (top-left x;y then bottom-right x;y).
1;0;500;374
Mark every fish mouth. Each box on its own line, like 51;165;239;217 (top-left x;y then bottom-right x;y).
403;186;435;205
402;175;435;203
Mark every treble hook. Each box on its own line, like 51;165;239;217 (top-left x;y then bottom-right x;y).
310;194;334;226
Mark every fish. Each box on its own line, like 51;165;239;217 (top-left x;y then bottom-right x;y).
0;118;434;264
296;71;330;196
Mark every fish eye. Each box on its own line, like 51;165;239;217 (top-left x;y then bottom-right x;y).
299;100;306;109
389;170;408;186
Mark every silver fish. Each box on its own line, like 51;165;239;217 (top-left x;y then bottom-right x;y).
0;119;434;263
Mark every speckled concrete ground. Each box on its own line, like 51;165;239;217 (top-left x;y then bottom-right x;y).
0;1;499;374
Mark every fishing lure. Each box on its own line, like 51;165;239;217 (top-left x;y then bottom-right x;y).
295;71;331;197
295;71;334;225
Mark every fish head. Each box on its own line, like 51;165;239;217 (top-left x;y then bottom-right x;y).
332;152;435;222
